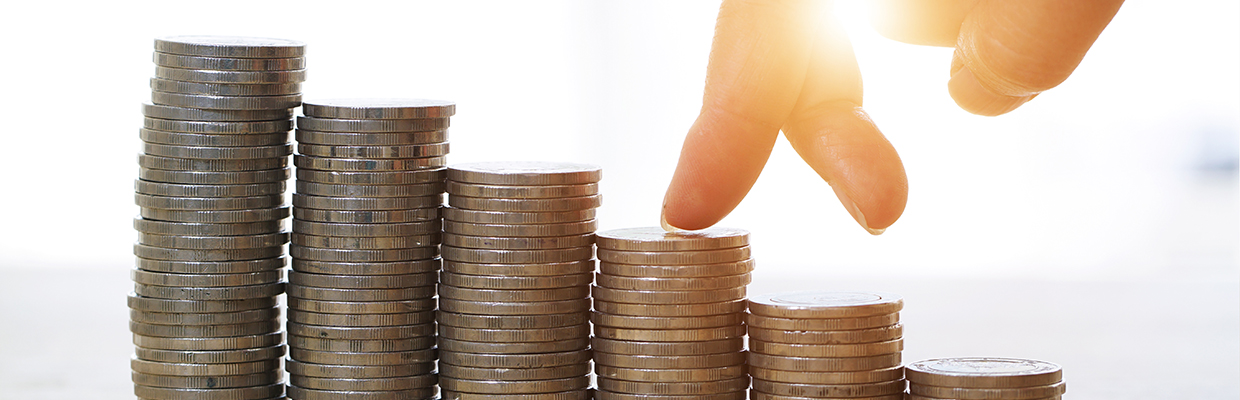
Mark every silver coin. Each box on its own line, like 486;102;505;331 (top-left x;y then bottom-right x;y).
748;291;904;319
289;246;438;263
297;116;449;133
435;311;591;329
130;356;280;376
139;167;291;185
291;232;440;250
127;293;276;313
285;385;435;400
135;257;285;274
287;297;436;315
285;322;435;340
152;91;302;110
289;374;437;392
144;117;291;134
285;358;434;379
135;193;284;211
138;153;287;172
133;217;283;236
133;243;285;262
132;382;284;399
440;246;594;264
131;370;281;389
291;259;440;276
297;143;450;159
302;98;456;119
129;320;281;338
132;332;282;351
288;309;435;327
447;195;601;213
134;180;286;198
436;337;589;354
289;347;436;365
129;307;280;325
440;260;594;277
296;129;448;146
292;194;442;211
132;268;283;287
442;220;597;238
596;226;750;251
136;232;288;250
138;207;289;224
150;78;302;96
133;345;285;364
132;282;285;300
447;161;602;185
154;52;305;70
287;335;435;352
292;208;440;224
285;285;435;302
445;181;598;199
596;247;751;266
441;233;594;250
141;142;292;160
295;181;445;198
154;35;305;58
442;207;595;225
439;271;593;289
292;219;440;237
288;270;437;289
295;168;446;185
155;66;306;84
142;102;292;122
293;154;446;171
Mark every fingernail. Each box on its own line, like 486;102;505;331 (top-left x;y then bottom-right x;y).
832;185;885;235
659;209;678;232
948;67;1034;116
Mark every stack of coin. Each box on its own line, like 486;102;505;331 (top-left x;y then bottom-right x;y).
745;291;906;400
130;35;305;400
905;357;1067;400
436;161;602;400
592;227;754;400
286;99;455;400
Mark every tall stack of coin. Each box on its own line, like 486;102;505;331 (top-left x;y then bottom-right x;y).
905;358;1067;400
591;227;754;400
436;161;602;400
285;99;454;400
130;36;305;400
746;291;906;400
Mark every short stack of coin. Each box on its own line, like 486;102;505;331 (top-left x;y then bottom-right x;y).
130;35;305;400
436;161;602;400
905;357;1067;400
745;291;906;400
591;227;754;400
285;99;454;400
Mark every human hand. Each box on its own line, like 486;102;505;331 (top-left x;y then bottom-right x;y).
661;0;1124;233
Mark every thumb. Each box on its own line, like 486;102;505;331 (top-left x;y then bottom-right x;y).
949;0;1124;116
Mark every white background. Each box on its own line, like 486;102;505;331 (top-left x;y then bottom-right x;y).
0;1;1235;399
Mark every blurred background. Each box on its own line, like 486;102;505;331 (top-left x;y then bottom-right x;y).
0;1;1235;399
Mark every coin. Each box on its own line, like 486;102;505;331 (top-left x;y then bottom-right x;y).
595;274;750;291
438;298;592;316
132;332;283;351
908;381;1066;399
293;208;441;224
747;324;903;344
152;91;302;110
438;324;589;342
438;363;590;381
749;391;903;400
443;220;597;238
292;219;441;237
593;299;746;317
590;338;744;356
138;168;291;185
154;36;305;58
596;227;749;251
132;382;285;400
133;244;284;262
292;194;441;211
296;116;449;132
442;233;594;250
448;195;601;212
752;380;906;398
448;162;602;185
291;259;440;276
904;357;1064;388
144;117;291;134
439;376;590;394
591;312;745;330
438;390;590;400
748;366;905;385
285;322;435;340
593;392;745;400
596;376;749;395
154;66;306;84
447;181;598;199
288;335;436;352
135;232;288;249
132;282;284;300
597;247;750;266
745;313;901;331
440;246;593;264
598;259;754;278
289;246;438;262
293;155;446;171
131;370;281;389
130;356;280;376
749;291;904;319
438;285;589;302
297;143;450;158
142;102;292;122
747;353;902;372
150;78;302;96
291;232;440;250
136;258;286;274
593;326;746;342
441;260;594;277
295;168;446;185
288;297;436;314
302;98;456;120
129;308;279;326
140;129;289;147
437;349;591;368
435;311;591;329
290;374;437;391
130;320;280;338
288;310;435;327
591;286;746;304
138;154;287;172
289;348;435;365
142;142;292;160
138;207;289;224
133;217;283;236
592;352;746;369
439;271;592;289
285;385;436;400
436;337;590;354
128;293;276;313
442;207;595;224
286;358;434;379
595;365;747;383
153;52;305;71
134;181;286;198
133;345;286;364
131;269;282;287
285;285;434;302
135;193;284;210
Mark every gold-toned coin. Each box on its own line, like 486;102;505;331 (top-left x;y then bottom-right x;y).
596;227;749;251
591;312;745;329
439;376;590;394
436;337;589;354
285;285;434;302
289;347;436;365
133;244;284;262
438;363;590;381
438;390;590;400
748;339;903;358
596;376;749;395
293;207;440;224
438;284;589;302
749;391;904;400
447;181;598;199
909;381;1066;399
132;332;282;351
747;352;902;372
287;309;435;327
442;260;594;277
590;337;743;356
594;365;747;383
129;307;279;326
595;273;750;291
442;233;594;250
289;246;438;262
135;258;285;274
591;286;745;304
749;366;904;385
132;382;285;400
138;168;291;185
131;370;281;389
130;356;279;376
285;322;435;340
296;168;446;185
593;391;746;400
285;385;436;400
301;98;456;120
594;299;746;317
442;207;595;224
438;324;589;343
751;379;907;398
286;358;434;379
593;325;746;342
905;395;1062;400
748;291;904;319
449;195;601;212
592;351;746;369
904;357;1064;389
289;374;436;391
597;247;750;266
287;335;435;352
291;259;440;276
288;271;437;289
598;259;754;278
126;294;276;313
296;116;449;133
443;219;597;237
436;311;591;329
138;207;289;224
747;324;903;344
130;320;280;338
135;233;288;250
133;345;285;364
437;349;591;368
295;181;445;198
132;282;284;300
438;298;592;316
745;313;900;331
440;271;592;289
287;297;435;315
131;269;282;287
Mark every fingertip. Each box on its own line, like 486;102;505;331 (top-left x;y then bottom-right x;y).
948;66;1035;116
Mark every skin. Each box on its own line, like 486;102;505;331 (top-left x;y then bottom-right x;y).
662;0;1125;233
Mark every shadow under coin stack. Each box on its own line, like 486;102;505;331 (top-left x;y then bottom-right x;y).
129;36;305;400
905;358;1067;400
745;291;906;400
592;227;754;400
437;161;602;400
285;99;455;400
